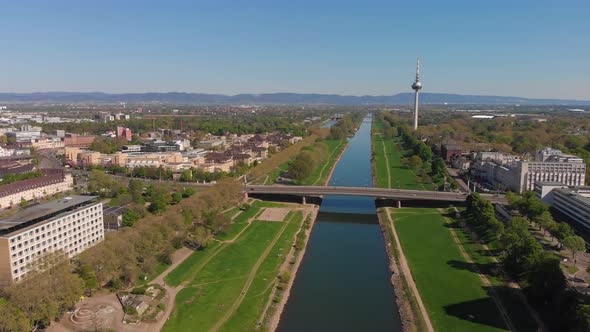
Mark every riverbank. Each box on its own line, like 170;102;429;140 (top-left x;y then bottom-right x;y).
321;140;348;186
377;208;433;332
263;206;319;331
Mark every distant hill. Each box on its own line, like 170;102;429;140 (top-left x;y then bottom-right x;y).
0;92;589;105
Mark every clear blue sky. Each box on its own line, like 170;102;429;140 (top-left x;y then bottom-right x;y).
1;0;589;99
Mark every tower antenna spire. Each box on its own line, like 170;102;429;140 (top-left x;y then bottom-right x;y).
416;58;420;82
411;58;423;131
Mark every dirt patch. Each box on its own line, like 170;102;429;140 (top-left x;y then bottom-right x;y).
258;208;289;221
49;294;125;332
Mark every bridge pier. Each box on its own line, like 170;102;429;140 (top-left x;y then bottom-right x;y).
302;196;306;205
396;200;402;208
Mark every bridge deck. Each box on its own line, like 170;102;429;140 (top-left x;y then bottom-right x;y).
245;185;505;204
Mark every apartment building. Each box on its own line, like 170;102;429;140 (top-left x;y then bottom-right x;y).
0;170;73;209
0;195;103;285
471;148;586;193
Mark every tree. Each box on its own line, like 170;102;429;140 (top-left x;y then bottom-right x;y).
407;155;423;170
563;236;586;262
0;300;31;332
77;264;99;295
185;225;212;249
88;170;118;197
148;187;171;214
555;223;574;241
122;209;142;227
576;304;590;332
128;179;144;203
535;211;554;235
288;152;315;181
329;126;346;140
526;251;566;304
431;157;446;176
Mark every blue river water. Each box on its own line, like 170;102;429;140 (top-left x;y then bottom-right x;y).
277;115;402;332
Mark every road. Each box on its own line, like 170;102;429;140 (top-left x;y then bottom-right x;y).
246;184;506;204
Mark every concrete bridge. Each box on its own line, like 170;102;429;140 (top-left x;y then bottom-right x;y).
245;185;507;205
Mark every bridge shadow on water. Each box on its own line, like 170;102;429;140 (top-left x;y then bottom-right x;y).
249;193;323;206
376;198;465;209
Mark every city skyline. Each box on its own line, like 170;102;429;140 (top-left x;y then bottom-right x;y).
1;0;589;99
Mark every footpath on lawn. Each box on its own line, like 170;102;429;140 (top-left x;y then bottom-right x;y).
390;207;510;332
371;117;424;190
162;200;315;332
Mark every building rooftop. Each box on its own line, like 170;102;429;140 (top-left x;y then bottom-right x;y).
554;188;590;207
0;195;98;235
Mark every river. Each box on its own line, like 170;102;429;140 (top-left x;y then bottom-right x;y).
278;115;402;331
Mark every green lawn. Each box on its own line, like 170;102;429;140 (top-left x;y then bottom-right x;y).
162;209;304;332
373;134;424;190
392;208;508;332
220;211;304;331
164;242;224;287
223;207;241;219
216;207;262;241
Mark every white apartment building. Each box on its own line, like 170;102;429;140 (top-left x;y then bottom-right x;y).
471;148;586;193
0;196;104;285
518;160;585;192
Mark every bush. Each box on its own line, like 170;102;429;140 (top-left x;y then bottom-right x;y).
131;286;147;295
123;304;138;315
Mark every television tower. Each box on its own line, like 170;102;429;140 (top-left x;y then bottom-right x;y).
411;58;422;131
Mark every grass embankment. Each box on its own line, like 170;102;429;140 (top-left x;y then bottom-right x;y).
299;139;346;185
372;116;424;189
391;208;509;332
379;209;429;332
248;135;317;184
162;205;305;332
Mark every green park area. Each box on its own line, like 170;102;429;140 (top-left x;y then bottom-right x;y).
391;207;509;332
162;204;305;332
372;117;424;190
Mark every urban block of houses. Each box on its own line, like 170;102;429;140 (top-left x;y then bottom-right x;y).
0;169;73;209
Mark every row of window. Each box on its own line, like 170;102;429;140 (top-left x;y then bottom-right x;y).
10;217;102;252
11;225;103;260
12;234;103;279
9;204;102;244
